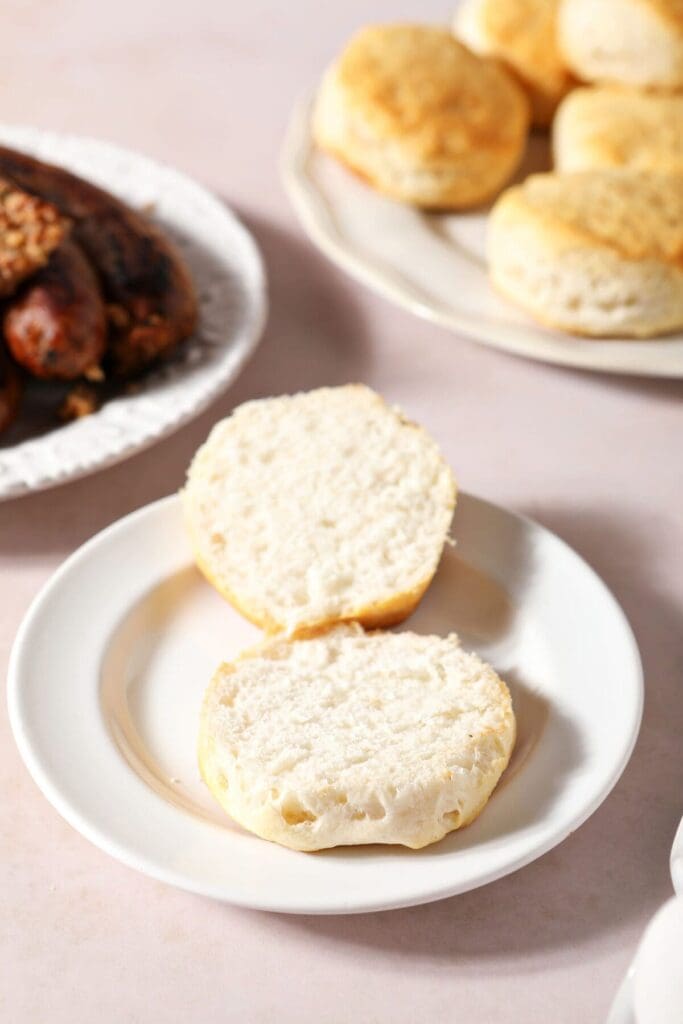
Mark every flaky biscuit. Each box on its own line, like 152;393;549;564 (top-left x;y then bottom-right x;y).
558;0;683;89
553;87;683;174
488;171;683;338
312;24;530;209
454;0;573;126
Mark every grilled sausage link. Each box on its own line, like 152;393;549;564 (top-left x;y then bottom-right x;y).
4;239;106;380
0;145;198;378
0;343;22;432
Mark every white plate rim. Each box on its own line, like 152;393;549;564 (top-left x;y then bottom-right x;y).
281;94;683;379
7;493;644;914
0;125;268;501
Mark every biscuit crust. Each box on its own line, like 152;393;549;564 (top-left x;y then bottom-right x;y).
488;171;683;337
185;511;437;637
553;87;683;174
496;171;683;264
313;24;529;209
641;0;683;29
455;0;573;126
558;0;683;89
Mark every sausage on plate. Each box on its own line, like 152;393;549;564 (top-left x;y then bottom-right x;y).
0;343;22;433
4;239;106;380
0;177;66;298
0;145;198;378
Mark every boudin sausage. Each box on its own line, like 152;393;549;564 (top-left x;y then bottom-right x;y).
0;145;198;378
4;239;106;380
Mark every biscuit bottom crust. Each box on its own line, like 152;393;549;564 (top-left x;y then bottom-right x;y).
188;518;436;636
489;236;683;339
199;736;515;851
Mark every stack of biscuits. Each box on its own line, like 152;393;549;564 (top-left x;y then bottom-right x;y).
184;385;516;852
312;3;683;340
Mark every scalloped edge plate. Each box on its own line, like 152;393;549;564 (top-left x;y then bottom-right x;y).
0;125;267;500
281;95;683;379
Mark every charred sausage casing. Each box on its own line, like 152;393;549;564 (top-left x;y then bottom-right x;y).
0;146;198;378
0;343;22;433
4;239;106;380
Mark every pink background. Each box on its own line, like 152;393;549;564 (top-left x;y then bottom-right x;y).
2;2;682;1021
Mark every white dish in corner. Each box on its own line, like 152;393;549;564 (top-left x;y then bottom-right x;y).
0;125;267;501
281;94;683;379
670;816;683;895
8;492;642;913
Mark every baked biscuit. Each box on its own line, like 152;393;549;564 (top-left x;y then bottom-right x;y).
199;624;516;851
454;0;573;126
312;24;530;209
554;87;683;174
487;170;683;338
183;385;456;636
558;0;683;89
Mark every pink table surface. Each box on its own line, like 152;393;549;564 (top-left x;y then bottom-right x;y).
1;2;682;1021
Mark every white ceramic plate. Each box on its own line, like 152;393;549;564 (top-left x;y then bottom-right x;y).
0;125;267;500
671;817;683;895
606;969;636;1024
605;810;683;1022
8;492;643;914
282;96;683;378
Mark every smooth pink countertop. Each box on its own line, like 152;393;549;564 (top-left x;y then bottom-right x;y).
2;3;682;1021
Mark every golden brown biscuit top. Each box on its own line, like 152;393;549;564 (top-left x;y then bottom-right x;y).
334;24;529;162
565;88;683;170
479;0;569;90
642;0;683;30
507;171;683;264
